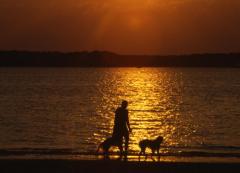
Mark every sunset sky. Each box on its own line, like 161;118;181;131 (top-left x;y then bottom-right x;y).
1;0;240;54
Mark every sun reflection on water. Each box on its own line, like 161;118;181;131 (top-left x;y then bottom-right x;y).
93;68;184;156
90;68;213;161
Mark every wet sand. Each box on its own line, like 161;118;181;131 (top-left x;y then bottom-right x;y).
1;159;240;173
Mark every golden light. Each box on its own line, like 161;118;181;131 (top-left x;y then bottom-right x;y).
92;68;185;161
127;16;144;30
88;0;160;42
111;69;179;156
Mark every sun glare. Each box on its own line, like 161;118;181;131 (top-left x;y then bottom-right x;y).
127;16;144;30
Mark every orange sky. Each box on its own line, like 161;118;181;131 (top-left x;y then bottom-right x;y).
1;0;240;54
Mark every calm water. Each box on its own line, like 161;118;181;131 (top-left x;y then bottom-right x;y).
0;68;240;161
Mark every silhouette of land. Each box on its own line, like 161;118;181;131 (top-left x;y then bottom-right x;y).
0;51;240;67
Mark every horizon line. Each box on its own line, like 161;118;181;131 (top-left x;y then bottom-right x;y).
0;50;240;57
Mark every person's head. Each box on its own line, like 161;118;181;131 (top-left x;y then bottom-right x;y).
121;100;128;109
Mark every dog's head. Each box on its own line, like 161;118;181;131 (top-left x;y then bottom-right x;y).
155;136;163;144
96;142;104;153
97;138;113;154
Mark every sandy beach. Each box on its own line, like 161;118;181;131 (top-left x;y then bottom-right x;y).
1;159;240;173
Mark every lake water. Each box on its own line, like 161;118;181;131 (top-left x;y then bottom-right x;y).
0;68;240;162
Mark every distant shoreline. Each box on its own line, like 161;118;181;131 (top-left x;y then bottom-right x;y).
0;51;240;67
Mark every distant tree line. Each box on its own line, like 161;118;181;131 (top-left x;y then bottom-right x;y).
0;51;240;67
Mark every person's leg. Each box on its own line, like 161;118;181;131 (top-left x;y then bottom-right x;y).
124;132;129;153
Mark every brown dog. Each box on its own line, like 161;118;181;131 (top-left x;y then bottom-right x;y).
97;137;123;156
139;136;163;159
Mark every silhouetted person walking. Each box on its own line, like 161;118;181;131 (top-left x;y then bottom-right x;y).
112;100;132;154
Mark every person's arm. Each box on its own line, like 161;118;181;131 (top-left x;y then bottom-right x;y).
126;110;132;133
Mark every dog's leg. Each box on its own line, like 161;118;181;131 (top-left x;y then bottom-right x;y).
144;150;148;161
103;145;110;158
138;150;143;161
150;149;155;161
151;149;155;156
104;153;110;160
157;148;161;162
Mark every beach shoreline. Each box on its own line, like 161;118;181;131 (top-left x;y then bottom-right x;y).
1;159;240;173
